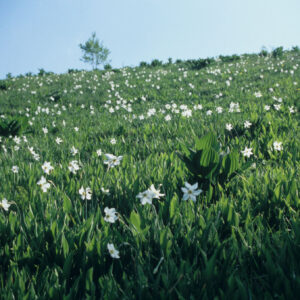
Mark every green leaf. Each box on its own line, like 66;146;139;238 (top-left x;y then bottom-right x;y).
169;195;178;219
62;234;69;257
63;195;72;213
130;211;141;233
195;132;219;151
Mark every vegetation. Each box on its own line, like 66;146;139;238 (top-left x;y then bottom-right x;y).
0;48;299;299
79;32;110;70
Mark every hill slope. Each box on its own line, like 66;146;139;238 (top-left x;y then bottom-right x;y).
0;50;299;299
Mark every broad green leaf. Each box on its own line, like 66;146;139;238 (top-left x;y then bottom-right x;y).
195;132;219;151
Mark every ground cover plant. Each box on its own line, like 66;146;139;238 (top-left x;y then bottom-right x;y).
0;49;299;299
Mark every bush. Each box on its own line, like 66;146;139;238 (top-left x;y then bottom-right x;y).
104;64;112;70
272;47;284;58
139;61;148;67
185;58;214;70
259;49;268;57
219;54;240;63
0;80;7;91
150;59;163;67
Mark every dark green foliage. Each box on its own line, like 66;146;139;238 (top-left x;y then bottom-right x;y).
0;80;7;91
177;132;251;201
272;46;284;58
219;54;240;63
184;58;214;70
0;117;29;137
151;59;163;67
104;63;112;70
139;61;148;67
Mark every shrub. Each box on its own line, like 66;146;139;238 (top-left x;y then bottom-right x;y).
150;59;163;67
272;46;284;58
104;64;112;70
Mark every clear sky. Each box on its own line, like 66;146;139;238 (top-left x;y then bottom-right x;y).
0;0;299;78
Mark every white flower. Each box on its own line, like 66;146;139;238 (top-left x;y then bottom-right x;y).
70;146;78;156
12;166;19;173
254;91;262;98
273;141;283;151
165;114;171;121
42;161;54;175
74;127;79;132
103;153;123;168
107;243;120;259
37;176;51;192
182;109;192;117
136;190;156;205
101;187;110;195
42;127;48;134
274;104;281;111
68;160;80;174
226;123;233;131
104;207;118;223
0;198;11;211
79;186;92;200
244;120;252;128
55;137;63;144
96;149;102;156
206;110;212;116
264;105;270;111
181;182;202;202
148;184;164;199
241;147;253;158
216;106;223;113
110;138;116;145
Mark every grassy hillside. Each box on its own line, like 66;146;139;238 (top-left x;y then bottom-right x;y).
0;49;299;299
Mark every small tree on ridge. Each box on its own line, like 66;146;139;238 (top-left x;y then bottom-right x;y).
79;32;110;70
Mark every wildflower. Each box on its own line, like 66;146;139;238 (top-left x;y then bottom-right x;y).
0;198;11;211
37;176;51;192
79;186;92;200
273;141;283;151
264;105;270;111
103;154;123;168
216;106;223;113
42;127;48;134
226;123;233;131
96;149;102;156
110;138;116;145
104;207;118;223
181;182;202;202
254;91;262;98
241;147;253;158
165;115;171;121
12;166;19;173
244;120;252;128
42;161;54;175
136;190;156;205
74;127;79;132
274;104;281;111
68;160;80;174
55;137;63;144
107;243;120;259
70;146;78;156
148;184;165;199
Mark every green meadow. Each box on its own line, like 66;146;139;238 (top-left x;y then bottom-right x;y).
0;49;299;299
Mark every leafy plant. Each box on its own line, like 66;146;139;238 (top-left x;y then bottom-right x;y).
177;132;251;201
0;117;29;137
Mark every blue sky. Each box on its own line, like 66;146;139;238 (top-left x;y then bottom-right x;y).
0;0;299;78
